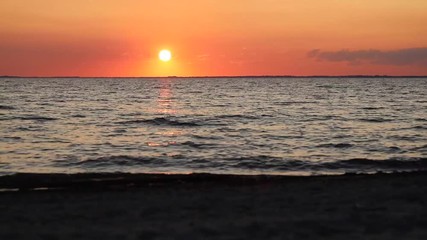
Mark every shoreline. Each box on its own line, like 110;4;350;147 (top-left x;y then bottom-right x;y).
1;170;426;191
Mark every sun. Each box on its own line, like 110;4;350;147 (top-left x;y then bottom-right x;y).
159;49;172;62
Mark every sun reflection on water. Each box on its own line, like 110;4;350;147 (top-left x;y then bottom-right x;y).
157;80;176;115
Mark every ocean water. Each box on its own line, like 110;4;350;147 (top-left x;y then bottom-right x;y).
0;77;426;176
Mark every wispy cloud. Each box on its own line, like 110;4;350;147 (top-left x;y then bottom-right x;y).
308;48;427;66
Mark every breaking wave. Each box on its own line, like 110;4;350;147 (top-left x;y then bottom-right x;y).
60;155;427;175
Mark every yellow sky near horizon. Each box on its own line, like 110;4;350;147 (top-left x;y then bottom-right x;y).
1;0;427;76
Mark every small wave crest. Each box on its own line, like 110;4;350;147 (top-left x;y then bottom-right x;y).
410;145;427;151
275;101;318;106
211;156;427;174
227;157;427;172
358;118;393;123
413;125;427;130
116;117;200;127
317;143;354;148
359;107;385;110
0;115;58;121
20;116;58;121
180;141;218;149
71;114;86;118
73;156;166;167
323;157;427;172
57;156;427;175
0;105;15;110
215;114;259;120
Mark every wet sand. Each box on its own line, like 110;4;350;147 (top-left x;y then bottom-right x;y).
0;172;426;239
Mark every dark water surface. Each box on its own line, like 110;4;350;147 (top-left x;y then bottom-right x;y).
0;77;426;175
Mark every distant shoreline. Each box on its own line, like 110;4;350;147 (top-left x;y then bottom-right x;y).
1;75;427;79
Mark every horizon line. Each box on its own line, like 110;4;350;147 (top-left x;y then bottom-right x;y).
1;75;427;79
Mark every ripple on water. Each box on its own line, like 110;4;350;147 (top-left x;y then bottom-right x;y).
116;117;201;127
317;143;354;148
70;156;167;167
15;115;58;121
0;105;15;110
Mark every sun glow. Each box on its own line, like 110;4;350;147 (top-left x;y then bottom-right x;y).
159;49;172;62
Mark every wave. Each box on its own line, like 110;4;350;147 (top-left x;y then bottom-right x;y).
1;136;22;140
71;114;86;118
116;117;201;127
72;155;166;167
180;141;218;149
359;107;385;110
275;101;318;105
0;105;15;110
0;115;58;121
317;143;353;148
227;157;427;172
323;158;427;171
61;155;427;174
410;145;427;151
191;134;224;140
215;114;259;120
358;118;393;123
19;116;58;121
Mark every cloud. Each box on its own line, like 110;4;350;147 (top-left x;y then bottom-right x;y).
308;48;427;66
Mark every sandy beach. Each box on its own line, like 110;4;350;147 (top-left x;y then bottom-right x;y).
0;172;426;239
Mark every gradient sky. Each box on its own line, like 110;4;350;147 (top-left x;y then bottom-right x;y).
1;0;427;76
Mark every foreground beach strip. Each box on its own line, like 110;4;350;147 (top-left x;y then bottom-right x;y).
0;171;426;239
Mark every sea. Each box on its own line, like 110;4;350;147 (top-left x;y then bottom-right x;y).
0;77;426;176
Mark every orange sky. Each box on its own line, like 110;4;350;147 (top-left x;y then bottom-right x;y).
1;0;427;76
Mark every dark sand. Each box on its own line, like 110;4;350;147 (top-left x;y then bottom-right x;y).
0;172;426;239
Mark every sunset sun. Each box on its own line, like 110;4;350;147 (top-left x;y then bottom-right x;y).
159;49;172;62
